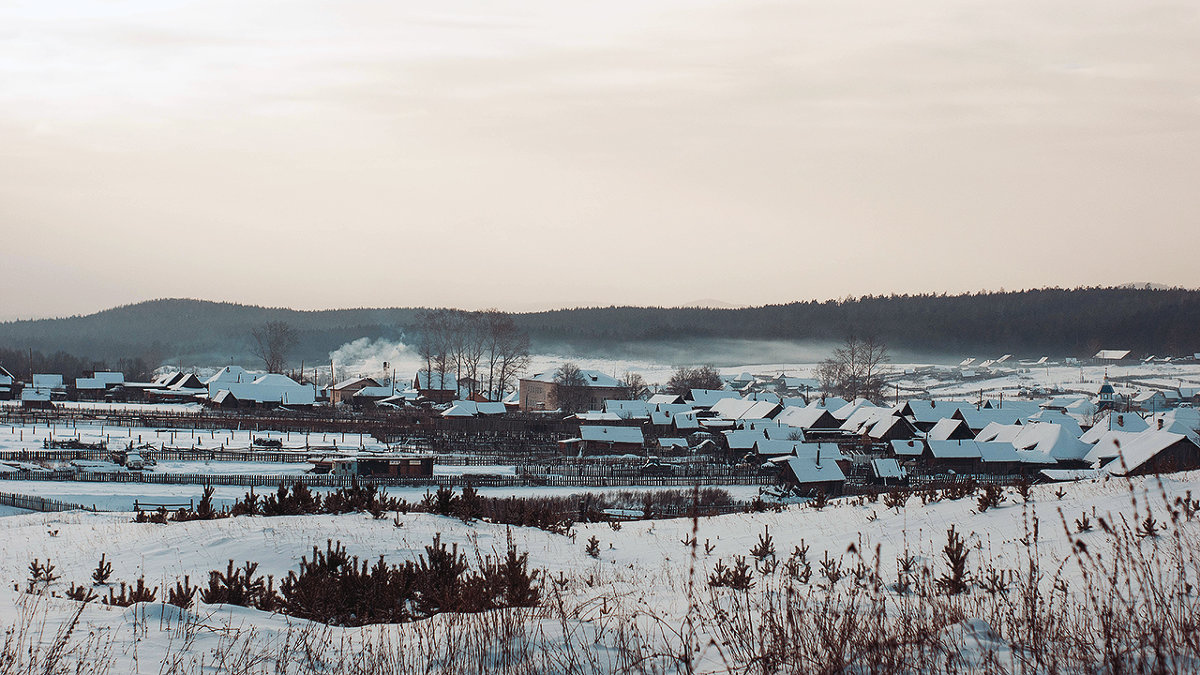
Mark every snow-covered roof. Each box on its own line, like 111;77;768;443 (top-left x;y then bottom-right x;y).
927;440;982;459
1011;423;1090;462
253;374;300;387
904;400;975;425
807;396;849;412
441;404;477;418
1094;350;1132;360
872;458;906;479
927;418;968;441
1084;430;1144;465
207;373;316;405
32;374;64;389
954;407;1025;431
1016;448;1058;465
832;398;878;421
331;377;380;391
1101;431;1199;476
867;415;912;440
840;407;892;434
709;398;780;421
977;441;1022;463
523;369;621;388
754;439;806;456
579;425;644;445
1042;395;1094;413
782;454;846;484
648;394;683;405
672;411;701;430
1080;413;1149;443
575;411;623;422
783;377;820;390
441;400;508;417
205;366;252;386
658;438;688;449
981;400;1045;417
20;388;51;402
604;400;654;419
353;385;400;399
891;439;924;456
1158;407;1200;428
774;406;838;430
649;403;696;425
687;389;739;408
75;372;124;390
1026;410;1083;437
724;430;763;450
975;422;1024;444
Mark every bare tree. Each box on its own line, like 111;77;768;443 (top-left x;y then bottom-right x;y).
665;365;724;396
417;309;529;401
817;335;890;403
416;309;455;393
616;371;650;401
553;362;591;413
250;321;298;374
483;311;530;401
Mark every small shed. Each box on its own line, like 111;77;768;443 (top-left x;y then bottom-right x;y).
778;453;846;496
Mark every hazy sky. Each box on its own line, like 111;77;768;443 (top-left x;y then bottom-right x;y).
2;0;1199;320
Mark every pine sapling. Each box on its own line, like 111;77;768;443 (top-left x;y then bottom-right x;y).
936;526;970;595
66;583;98;604
749;525;775;562
168;576;198;608
1075;512;1093;533
92;554;113;586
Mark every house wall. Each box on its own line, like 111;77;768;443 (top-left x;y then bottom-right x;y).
519;379;623;412
520;379;556;411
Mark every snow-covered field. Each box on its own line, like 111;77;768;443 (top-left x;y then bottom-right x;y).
1;469;1197;673
0;422;387;454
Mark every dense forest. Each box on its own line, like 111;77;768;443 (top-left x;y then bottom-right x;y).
0;287;1196;371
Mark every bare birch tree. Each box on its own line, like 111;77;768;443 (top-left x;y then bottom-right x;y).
816;334;890;403
250;321;298;374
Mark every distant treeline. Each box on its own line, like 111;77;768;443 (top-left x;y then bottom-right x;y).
0;347;153;382
0;287;1196;369
516;287;1200;356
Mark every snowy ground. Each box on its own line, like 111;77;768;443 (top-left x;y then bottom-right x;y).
0;422;388;454
0;467;1196;672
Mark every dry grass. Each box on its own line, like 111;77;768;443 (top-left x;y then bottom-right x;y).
4;479;1200;673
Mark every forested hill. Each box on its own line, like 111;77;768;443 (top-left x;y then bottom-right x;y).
518;287;1200;356
0;288;1197;365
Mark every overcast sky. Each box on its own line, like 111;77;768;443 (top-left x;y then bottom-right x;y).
2;0;1198;320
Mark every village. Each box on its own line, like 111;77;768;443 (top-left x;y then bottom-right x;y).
1;346;1199;502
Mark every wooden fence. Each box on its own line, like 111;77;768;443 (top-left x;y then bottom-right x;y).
0;407;584;438
0;491;101;512
0;469;777;490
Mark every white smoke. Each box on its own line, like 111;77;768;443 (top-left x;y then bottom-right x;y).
328;337;422;382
